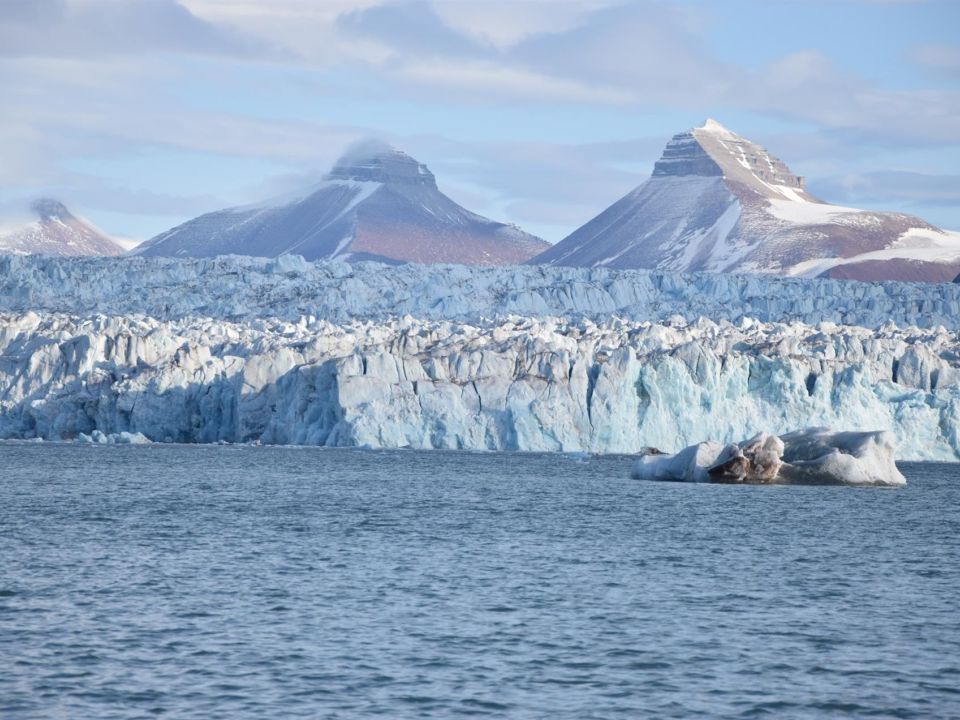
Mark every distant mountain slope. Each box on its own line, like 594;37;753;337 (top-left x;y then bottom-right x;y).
533;119;960;282
136;148;549;266
0;199;124;257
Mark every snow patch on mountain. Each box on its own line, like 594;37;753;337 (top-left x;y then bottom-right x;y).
789;229;960;278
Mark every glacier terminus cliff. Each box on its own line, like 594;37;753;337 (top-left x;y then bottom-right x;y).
0;255;958;460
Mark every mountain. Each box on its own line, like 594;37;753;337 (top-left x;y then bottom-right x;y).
136;147;549;265
0;199;124;257
533;119;960;282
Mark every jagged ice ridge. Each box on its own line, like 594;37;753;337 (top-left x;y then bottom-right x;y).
1;309;958;460
3;254;960;329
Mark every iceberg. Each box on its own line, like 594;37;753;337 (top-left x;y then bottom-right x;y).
632;429;906;486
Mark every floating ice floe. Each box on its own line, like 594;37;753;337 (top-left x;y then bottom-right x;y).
632;428;906;486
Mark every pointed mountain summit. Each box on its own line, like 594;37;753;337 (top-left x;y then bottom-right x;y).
0;199;124;257
533;119;960;282
136;146;549;265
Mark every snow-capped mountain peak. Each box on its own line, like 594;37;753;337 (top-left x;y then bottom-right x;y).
31;198;73;221
693;120;818;203
534;120;960;282
137;146;549;265
0;198;124;257
696;117;738;138
328;147;436;187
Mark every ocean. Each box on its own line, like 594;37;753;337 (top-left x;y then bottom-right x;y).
1;443;958;718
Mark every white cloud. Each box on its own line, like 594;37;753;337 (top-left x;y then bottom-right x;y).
181;0;388;64
731;51;960;144
397;60;635;104
0;0;276;59
908;44;960;75
811;170;960;208
429;0;618;49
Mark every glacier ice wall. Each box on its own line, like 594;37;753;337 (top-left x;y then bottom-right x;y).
1;312;958;460
2;254;960;329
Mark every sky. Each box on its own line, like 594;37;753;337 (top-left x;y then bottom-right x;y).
1;0;959;244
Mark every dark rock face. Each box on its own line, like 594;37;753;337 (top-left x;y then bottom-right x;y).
0;198;123;257
532;119;960;282
692;121;810;195
30;199;72;220
652;132;723;177
328;150;435;186
823;258;960;284
138;149;549;266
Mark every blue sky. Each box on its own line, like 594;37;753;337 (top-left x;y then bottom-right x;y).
1;0;959;243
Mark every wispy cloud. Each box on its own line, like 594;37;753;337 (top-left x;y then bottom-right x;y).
1;0;959;238
337;0;726;107
395;60;634;104
0;0;278;59
740;51;960;144
811;170;960;209
333;0;960;144
908;43;960;76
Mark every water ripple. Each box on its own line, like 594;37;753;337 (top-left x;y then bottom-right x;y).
0;445;958;718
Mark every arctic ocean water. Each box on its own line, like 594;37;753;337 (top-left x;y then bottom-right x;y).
1;443;958;719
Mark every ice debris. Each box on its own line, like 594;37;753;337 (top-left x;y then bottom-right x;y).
77;430;151;445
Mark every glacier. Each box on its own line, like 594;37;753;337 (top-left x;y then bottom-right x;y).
3;254;960;329
0;305;958;460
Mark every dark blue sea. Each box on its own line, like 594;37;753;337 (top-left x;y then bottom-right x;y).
1;443;958;719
